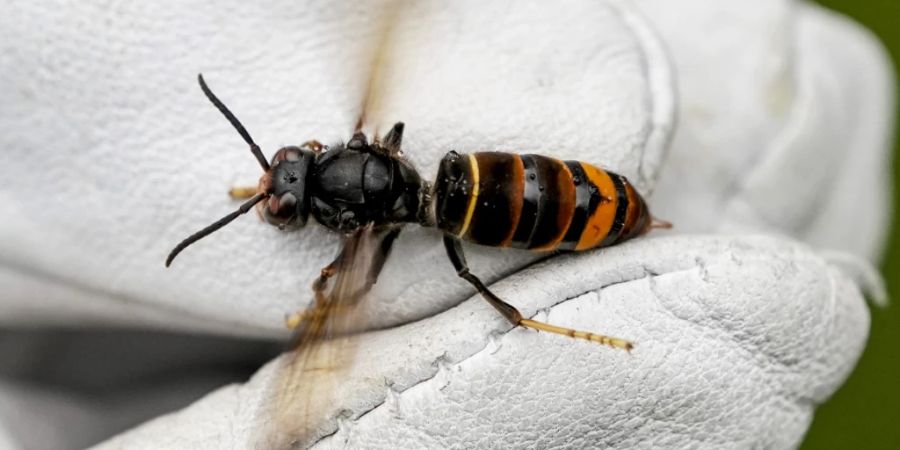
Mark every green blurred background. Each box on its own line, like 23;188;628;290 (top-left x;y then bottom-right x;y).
803;1;898;449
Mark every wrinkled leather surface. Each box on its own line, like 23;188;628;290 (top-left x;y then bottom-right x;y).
0;0;673;333
0;0;892;448
101;235;870;449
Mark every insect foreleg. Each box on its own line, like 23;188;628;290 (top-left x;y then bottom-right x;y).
442;235;632;351
300;140;324;154
228;186;258;199
284;246;349;329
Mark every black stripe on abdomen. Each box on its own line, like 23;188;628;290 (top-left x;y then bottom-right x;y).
600;171;629;247
559;161;591;251
510;155;542;248
524;155;570;250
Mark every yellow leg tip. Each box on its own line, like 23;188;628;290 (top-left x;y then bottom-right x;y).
229;186;258;199
605;338;634;352
284;312;303;330
583;333;633;351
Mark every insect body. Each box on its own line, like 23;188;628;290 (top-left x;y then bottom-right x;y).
434;151;652;252
255;130;425;234
167;75;668;353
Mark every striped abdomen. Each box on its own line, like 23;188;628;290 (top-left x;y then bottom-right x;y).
432;151;651;251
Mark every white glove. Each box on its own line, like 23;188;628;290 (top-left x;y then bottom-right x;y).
0;0;891;449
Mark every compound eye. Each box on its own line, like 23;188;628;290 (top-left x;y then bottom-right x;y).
271;147;303;165
266;192;298;222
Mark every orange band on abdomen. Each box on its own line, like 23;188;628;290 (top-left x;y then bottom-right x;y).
575;163;618;251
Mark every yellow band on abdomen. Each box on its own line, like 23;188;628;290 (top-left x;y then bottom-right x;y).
457;153;480;238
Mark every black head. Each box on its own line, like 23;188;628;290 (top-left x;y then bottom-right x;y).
165;74;316;267
260;146;315;229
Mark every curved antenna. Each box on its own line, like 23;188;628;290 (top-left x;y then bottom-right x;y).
198;73;271;172
166;193;268;267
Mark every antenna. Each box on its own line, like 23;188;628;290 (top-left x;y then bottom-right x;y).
166;193;268;267
198;73;271;171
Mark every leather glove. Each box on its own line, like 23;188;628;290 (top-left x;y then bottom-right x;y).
0;0;891;448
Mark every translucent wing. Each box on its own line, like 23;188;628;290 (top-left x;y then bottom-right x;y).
256;224;402;449
254;4;406;447
353;0;404;139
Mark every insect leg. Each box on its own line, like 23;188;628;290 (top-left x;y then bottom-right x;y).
342;226;402;302
285;227;402;329
442;235;633;351
311;259;342;305
284;246;351;329
228;186;259;199
301;140;325;154
381;122;404;155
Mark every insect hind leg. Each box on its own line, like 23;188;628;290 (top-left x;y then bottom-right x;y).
442;235;633;351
